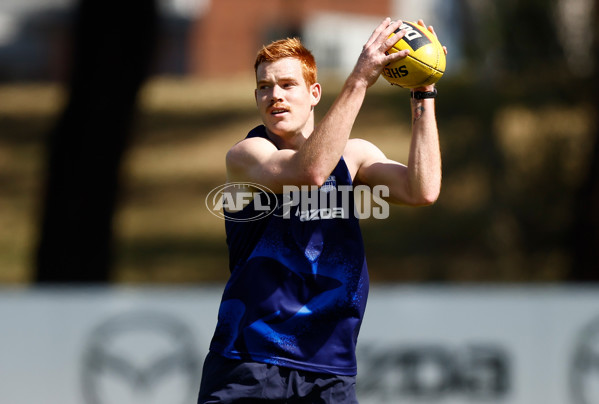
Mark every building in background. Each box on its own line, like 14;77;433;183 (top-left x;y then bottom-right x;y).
187;0;463;78
187;0;391;78
0;0;461;82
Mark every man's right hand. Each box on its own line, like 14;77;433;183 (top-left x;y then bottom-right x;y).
350;18;411;89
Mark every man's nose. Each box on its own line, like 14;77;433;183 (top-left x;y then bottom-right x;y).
271;85;284;101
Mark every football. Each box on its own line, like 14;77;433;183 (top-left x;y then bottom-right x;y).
381;21;446;88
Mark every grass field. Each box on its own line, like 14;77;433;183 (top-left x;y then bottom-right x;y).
0;76;594;284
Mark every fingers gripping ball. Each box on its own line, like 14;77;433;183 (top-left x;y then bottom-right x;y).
381;21;446;88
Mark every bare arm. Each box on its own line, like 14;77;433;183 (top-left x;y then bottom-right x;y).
350;94;441;206
300;18;411;185
351;21;443;206
405;94;442;204
227;18;410;193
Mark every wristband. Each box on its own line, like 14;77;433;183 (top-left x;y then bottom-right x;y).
411;88;437;99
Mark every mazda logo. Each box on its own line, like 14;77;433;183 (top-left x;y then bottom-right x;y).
81;311;201;404
571;315;599;404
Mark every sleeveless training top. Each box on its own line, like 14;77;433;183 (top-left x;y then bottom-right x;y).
208;125;369;376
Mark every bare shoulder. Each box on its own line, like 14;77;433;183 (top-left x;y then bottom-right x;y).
227;136;277;159
345;138;383;151
344;138;386;165
344;138;387;180
226;136;277;168
226;135;293;184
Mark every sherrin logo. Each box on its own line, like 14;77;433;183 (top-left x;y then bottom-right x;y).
205;182;278;222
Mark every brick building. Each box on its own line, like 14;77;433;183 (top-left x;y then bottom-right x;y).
188;0;394;78
0;0;445;81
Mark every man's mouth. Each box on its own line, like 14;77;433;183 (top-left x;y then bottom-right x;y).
270;104;289;115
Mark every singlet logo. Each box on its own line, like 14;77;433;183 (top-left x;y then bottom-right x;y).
320;175;337;193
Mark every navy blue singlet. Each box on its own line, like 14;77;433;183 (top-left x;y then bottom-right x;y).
208;125;369;376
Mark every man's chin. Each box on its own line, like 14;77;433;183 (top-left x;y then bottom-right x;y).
265;123;294;137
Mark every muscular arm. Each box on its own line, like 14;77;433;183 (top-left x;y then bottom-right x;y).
297;81;369;186
405;95;442;204
351;94;441;206
227;18;410;193
352;20;444;206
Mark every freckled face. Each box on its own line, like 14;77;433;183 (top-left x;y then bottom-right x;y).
255;57;320;138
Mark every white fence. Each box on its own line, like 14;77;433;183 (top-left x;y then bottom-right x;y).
1;286;598;404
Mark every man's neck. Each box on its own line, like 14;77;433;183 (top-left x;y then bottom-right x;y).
265;129;306;151
264;115;315;151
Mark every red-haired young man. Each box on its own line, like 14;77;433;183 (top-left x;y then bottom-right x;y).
199;18;444;403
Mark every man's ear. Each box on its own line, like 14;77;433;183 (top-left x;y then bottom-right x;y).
310;83;322;107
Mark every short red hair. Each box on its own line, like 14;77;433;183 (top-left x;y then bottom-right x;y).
254;37;317;87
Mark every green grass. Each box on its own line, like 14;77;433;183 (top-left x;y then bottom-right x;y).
0;76;594;284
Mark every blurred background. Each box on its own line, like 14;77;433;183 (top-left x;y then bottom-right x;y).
0;0;597;285
1;0;598;403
